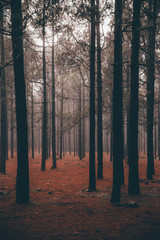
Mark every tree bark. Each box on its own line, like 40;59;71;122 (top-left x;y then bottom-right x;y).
59;82;63;159
158;82;160;159
10;89;14;158
51;7;56;168
10;0;29;203
146;0;157;179
96;0;103;179
128;0;141;195
31;81;34;158
111;0;123;203
88;0;96;191
0;5;7;173
41;0;47;170
78;80;82;160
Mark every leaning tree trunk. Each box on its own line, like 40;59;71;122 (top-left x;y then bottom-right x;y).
111;0;123;203
146;0;157;179
128;0;141;195
96;0;103;179
10;0;29;203
88;0;96;191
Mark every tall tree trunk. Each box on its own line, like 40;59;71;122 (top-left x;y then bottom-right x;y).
59;82;63;159
88;0;96;191
5;103;8;161
11;0;29;203
78;80;82;160
110;93;113;161
51;8;56;168
128;0;141;195
10;89;14;158
56;102;59;156
154;108;157;159
41;0;47;170
31;81;34;158
0;5;7;173
126;63;130;163
144;129;146;155
158;81;160;159
96;0;103;179
74;125;76;157
146;0;157;179
82;82;86;158
111;0;123;203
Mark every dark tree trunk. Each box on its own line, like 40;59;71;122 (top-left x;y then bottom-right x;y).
38;121;41;154
96;0;103;179
10;89;14;158
11;0;29;203
88;0;96;191
5;103;8;161
51;9;56;169
126;63;130;163
59;82;63;159
146;0;157;179
74;125;76;157
76;123;78;156
78;80;82;160
106;133;109;155
41;0;47;170
111;0;123;203
31;82;34;159
128;0;141;195
56;103;59;156
110;94;113;162
158;82;160;159
67;102;71;155
73;101;76;157
154;123;156;159
82;82;86;158
0;5;7;173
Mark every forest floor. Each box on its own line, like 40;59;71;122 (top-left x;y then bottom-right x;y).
0;153;160;240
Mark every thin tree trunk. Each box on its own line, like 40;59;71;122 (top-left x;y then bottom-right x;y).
96;0;103;179
41;0;47;170
158;82;160;159
78;80;82;160
0;5;6;173
146;0;157;179
51;8;56;168
31;81;34;158
126;63;130;163
10;89;14;158
110;93;113;162
154;108;157;159
82;82;86;158
88;0;96;191
59;82;63;159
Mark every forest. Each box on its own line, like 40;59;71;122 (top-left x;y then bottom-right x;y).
0;0;160;239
